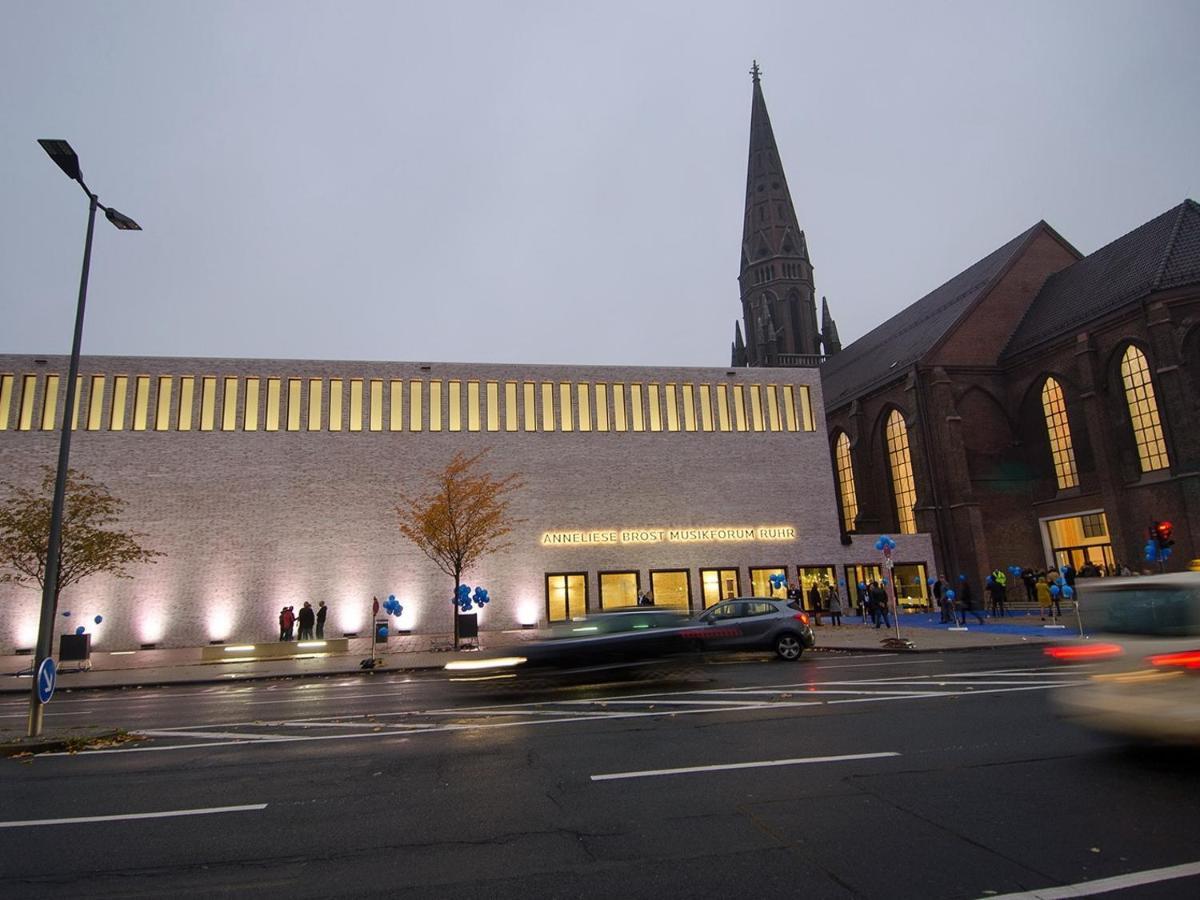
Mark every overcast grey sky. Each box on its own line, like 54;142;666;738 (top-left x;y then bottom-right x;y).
3;1;1197;368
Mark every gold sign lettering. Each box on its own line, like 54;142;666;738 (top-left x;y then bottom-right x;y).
540;526;795;547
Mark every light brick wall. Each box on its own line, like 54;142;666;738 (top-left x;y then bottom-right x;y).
0;354;932;651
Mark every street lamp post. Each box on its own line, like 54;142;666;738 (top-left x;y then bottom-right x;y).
28;140;140;738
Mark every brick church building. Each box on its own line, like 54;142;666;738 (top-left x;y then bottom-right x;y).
731;65;1200;581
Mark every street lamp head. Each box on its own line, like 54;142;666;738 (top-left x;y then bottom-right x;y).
38;139;82;182
104;207;142;231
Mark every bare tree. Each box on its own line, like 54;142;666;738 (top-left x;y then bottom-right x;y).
395;450;523;648
0;466;164;605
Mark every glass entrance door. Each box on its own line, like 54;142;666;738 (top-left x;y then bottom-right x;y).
546;573;588;622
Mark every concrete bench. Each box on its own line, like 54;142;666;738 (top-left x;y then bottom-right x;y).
200;639;350;662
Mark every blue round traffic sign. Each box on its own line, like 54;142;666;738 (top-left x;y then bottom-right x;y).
36;657;57;705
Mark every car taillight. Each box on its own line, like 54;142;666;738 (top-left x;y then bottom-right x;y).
1044;642;1124;661
1148;650;1200;669
794;612;809;625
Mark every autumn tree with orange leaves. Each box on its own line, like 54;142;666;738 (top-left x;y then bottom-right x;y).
395;450;523;648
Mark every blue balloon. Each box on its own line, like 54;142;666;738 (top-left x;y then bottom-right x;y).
75;625;85;635
388;594;396;603
94;615;103;624
946;589;956;600
838;579;846;587
857;582;866;590
1050;584;1060;597
1063;586;1074;599
927;578;936;586
61;611;71;617
377;625;388;637
959;574;966;581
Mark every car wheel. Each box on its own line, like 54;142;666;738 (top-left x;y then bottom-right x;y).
775;633;804;660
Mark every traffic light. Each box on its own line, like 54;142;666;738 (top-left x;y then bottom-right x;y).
1153;520;1175;550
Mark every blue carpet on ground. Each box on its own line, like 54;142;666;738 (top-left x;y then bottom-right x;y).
894;612;1085;637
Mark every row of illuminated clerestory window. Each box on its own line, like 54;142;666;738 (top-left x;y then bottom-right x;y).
0;373;817;435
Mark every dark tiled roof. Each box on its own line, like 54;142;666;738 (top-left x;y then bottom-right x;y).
821;224;1043;410
1002;199;1200;360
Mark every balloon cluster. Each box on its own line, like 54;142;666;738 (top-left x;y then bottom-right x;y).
1008;565;1023;578
61;611;104;636
1144;540;1173;563
382;594;403;618
768;573;787;590
874;535;897;552
453;584;490;612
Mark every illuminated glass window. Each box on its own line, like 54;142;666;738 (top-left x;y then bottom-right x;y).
467;381;480;432
748;385;764;431
200;377;218;431
698;385;713;431
429;380;443;431
389;380;403;431
179;377;195;431
765;385;781;430
409;380;423;431
613;384;627;432
540;382;555;432
86;376;105;431
485;382;499;432
286;379;302;431
595;384;609;431
599;571;639;608
701;568;740;608
18;374;37;431
1041;377;1078;490
577;383;590;431
370;380;383;431
647;384;662;431
222;377;239;431
559;383;573;431
244;378;259;431
504;382;518;432
886;409;917;534
834;432;859;531
71;376;82;430
523;382;536;432
630;384;645;431
308;379;323;431
129;376;149;431
264;378;280;432
781;385;798;431
799;385;815;431
750;566;788;599
448;381;462;432
1120;345;1170;473
716;384;731;432
664;384;679;431
732;385;747;431
0;374;12;429
110;376;128;431
42;375;61;431
546;573;587;622
349;379;363;432
681;384;696;431
328;379;343;431
156;377;173;431
650;570;691;611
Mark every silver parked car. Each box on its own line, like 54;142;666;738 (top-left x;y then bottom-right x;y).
1048;573;1200;744
687;597;816;660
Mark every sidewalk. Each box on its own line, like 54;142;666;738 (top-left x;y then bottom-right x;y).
1;613;1078;696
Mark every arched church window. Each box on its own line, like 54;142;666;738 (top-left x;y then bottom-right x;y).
1040;377;1078;490
1120;345;1169;472
885;410;917;534
834;432;859;531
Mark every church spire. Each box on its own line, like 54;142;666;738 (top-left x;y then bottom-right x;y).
822;296;841;356
736;62;821;364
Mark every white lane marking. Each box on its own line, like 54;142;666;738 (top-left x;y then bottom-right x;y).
139;729;289;742
0;711;92;718
592;751;900;782
0;804;268;828
982;859;1200;899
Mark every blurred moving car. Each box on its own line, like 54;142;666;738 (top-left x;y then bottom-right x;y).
686;597;816;660
1047;573;1200;744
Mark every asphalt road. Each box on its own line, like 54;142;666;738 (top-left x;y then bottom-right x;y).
1;646;1198;899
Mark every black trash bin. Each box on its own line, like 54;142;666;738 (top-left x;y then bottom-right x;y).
59;633;91;669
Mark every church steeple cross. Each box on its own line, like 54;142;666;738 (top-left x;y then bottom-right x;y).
750;60;761;83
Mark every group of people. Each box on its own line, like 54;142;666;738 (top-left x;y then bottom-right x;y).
926;562;1085;625
277;601;328;641
787;580;844;626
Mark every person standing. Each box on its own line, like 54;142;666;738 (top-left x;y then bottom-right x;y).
958;575;985;625
827;584;843;626
933;575;948;623
991;571;1008;617
282;606;296;641
807;582;824;626
278;607;289;641
296;602;314;640
870;581;890;629
316;601;328;639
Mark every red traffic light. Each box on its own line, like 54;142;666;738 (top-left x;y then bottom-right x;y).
1153;520;1175;547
